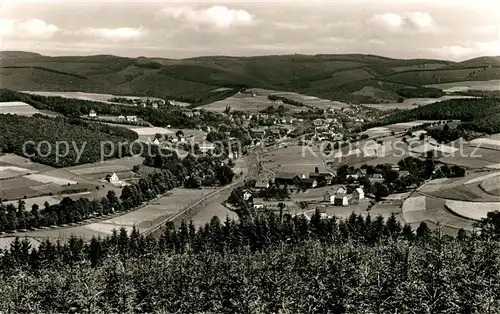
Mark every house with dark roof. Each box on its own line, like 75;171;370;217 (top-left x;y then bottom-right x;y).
254;180;270;190
309;172;335;185
301;178;318;188
274;172;304;186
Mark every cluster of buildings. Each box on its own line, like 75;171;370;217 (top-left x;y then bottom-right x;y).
323;186;365;206
88;110;138;123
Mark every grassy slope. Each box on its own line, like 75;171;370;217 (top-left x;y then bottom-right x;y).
1;51;499;105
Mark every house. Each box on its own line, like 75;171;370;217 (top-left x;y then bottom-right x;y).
274;172;303;186
301;178;318;188
309;172;335;185
352;188;365;202
152;138;160;145
368;173;385;184
152;103;158;109
126;116;137;122
254;180;270;190
184;111;194;118
336;186;348;194
105;172;120;184
118;115;125;120
324;189;334;203
346;173;359;181
243;189;253;201
356;169;367;178
334;194;349;206
88;109;97;118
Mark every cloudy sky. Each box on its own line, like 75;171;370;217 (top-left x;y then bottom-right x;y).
1;0;499;60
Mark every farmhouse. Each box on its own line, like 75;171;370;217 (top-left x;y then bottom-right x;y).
274;172;304;186
334;194;349;206
88;109;97;118
254;180;270;190
302;178;318;188
309;172;335;185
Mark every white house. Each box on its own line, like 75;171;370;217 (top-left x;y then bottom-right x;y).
243;189;253;201
89;109;97;118
152;103;158;109
152;138;160;145
106;172;119;184
118;115;125;120
352;188;365;202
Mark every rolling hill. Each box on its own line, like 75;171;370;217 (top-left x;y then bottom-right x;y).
1;51;499;105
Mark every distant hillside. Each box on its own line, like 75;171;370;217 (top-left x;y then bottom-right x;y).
0;51;42;59
1;51;499;105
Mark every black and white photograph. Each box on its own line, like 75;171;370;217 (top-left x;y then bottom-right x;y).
0;0;500;312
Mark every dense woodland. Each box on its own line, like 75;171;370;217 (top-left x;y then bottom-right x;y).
1;209;500;313
366;97;500;134
143;150;235;188
0;114;139;167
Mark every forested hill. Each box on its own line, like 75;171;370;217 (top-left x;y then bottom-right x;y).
1;51;499;105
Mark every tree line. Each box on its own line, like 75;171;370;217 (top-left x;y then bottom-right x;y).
2;209;500;313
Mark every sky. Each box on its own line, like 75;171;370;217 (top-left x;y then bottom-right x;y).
0;0;499;60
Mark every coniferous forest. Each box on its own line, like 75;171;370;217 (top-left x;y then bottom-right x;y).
1;209;500;313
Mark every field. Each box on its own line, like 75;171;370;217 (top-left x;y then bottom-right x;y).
262;144;328;175
250;88;349;110
200;91;299;113
401;171;500;229
0;101;44;116
427;79;500;92
0;154;143;201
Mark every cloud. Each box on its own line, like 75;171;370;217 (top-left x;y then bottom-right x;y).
0;18;59;38
78;27;144;41
370;12;435;33
159;5;254;29
431;40;500;58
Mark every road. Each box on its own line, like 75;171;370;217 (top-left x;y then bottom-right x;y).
142;146;261;236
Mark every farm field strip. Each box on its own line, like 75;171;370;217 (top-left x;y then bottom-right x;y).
445;199;500;221
23;174;78;186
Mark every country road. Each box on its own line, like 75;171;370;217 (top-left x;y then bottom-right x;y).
142;146;262;237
